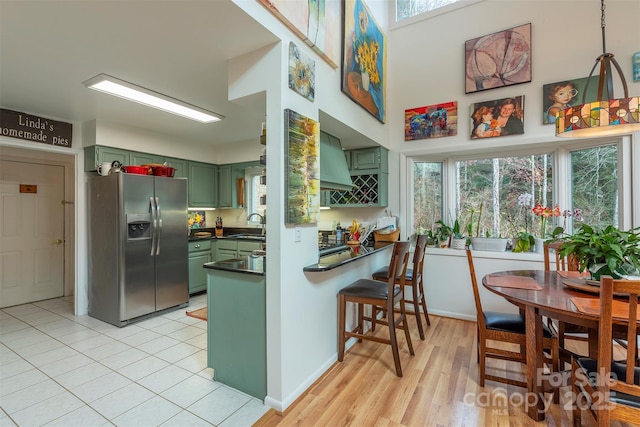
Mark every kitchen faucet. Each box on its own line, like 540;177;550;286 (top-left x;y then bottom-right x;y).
247;213;266;236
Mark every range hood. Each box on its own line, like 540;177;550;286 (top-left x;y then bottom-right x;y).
319;131;354;191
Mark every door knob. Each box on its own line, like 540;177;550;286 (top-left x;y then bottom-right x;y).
54;239;63;245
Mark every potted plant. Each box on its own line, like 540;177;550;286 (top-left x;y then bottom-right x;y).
556;224;640;280
467;202;508;251
450;218;467;250
435;220;452;248
424;229;438;247
512;230;535;252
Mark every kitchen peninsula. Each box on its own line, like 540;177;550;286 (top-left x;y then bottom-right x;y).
204;255;266;399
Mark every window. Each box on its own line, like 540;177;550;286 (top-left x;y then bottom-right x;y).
396;0;475;22
410;139;626;240
570;144;618;229
245;167;266;223
455;154;552;238
412;161;443;233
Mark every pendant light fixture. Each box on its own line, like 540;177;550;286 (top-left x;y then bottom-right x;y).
555;0;640;138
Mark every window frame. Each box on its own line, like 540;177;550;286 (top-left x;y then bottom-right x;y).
404;136;634;239
391;0;485;29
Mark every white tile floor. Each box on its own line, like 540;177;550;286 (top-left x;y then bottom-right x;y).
0;295;269;426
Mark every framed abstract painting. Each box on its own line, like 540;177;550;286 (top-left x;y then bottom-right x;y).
341;0;386;123
405;101;457;141
258;0;340;68
284;109;320;225
465;23;531;94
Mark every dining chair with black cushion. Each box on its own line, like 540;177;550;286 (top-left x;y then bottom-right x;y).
466;248;559;389
571;276;640;426
338;241;414;377
371;234;430;340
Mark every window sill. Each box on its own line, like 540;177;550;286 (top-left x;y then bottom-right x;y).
426;247;543;261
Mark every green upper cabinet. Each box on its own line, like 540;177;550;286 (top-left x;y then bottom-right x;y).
163;158;188;178
188;162;218;207
217;165;233;208
326;146;389;208
130;151;163;166
130;152;188;178
350;147;388;173
84;146;130;171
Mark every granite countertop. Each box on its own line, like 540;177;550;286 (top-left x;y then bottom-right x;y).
204;255;265;276
188;227;265;242
303;242;394;272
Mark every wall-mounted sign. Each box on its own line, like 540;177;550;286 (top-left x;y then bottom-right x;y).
0;108;72;148
20;184;37;193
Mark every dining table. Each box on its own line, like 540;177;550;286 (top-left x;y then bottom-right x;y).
481;269;605;421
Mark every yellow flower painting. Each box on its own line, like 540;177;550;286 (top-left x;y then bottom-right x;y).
341;0;386;123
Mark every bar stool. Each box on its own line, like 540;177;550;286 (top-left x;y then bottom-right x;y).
337;241;414;377
371;234;430;339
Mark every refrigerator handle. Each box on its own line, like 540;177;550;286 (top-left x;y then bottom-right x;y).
155;197;162;255
150;196;157;256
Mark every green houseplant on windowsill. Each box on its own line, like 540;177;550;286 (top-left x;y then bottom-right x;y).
556;224;640;280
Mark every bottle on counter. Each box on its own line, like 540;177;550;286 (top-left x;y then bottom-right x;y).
335;222;342;243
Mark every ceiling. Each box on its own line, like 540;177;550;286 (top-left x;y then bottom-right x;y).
0;1;280;149
0;1;376;152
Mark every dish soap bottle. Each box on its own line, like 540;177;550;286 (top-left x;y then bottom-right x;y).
336;221;342;243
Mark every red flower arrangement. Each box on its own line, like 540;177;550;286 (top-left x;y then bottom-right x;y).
532;203;561;238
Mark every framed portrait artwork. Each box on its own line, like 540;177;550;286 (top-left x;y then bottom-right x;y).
470;96;525;140
341;0;386;123
404;101;457;141
542;77;600;125
465;23;531;94
284;109;320;225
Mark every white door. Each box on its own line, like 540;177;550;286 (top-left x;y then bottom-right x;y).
0;160;65;307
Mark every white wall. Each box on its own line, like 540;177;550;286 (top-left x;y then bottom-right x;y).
252;0;640;413
388;0;640;157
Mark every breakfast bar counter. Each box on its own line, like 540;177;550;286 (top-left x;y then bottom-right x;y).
303;242;394;272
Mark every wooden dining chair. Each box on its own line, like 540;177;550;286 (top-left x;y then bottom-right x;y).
466;248;559;389
371;234;430;340
544;241;589;365
338;241;414;377
571;276;640;426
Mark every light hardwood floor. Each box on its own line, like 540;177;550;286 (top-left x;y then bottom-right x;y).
255;315;633;427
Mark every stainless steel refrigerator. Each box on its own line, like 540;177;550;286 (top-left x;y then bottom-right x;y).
88;173;189;327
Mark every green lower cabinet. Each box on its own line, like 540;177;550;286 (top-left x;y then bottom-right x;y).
207;269;266;399
216;239;238;260
188;240;211;294
238;240;262;257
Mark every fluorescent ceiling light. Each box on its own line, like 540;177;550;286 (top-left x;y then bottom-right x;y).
83;74;224;123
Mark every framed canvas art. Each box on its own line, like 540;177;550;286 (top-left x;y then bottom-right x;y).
542;77;599;125
258;0;340;68
470;96;525;139
289;42;315;101
284;109;320;225
341;0;386;123
465;23;531;94
404;101;457;141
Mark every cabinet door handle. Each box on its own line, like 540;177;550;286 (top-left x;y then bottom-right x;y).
194;244;201;249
